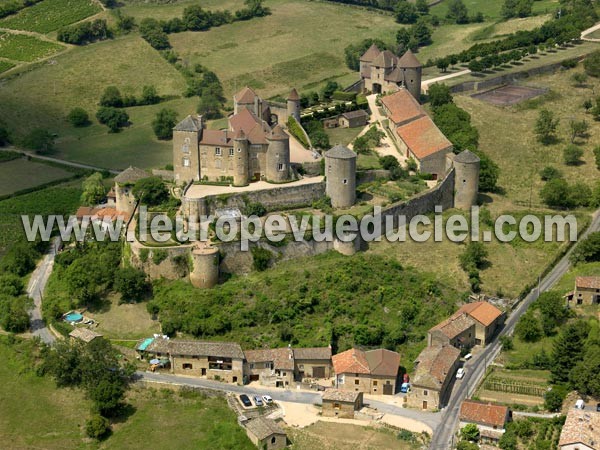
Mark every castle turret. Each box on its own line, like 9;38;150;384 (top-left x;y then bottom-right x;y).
173;115;203;184
265;125;290;183
453;150;480;210
287;88;301;123
189;244;220;289
233;129;249;186
324;145;357;209
398;49;422;102
114;166;149;215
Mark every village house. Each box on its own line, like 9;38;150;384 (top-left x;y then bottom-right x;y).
459;400;511;444
407;345;460;411
332;348;400;395
322;389;364;419
559;406;600;449
69;327;103;344
380;89;453;179
565;276;600;306
293;347;333;380
323;110;369;129
243;417;287;450
140;338;244;384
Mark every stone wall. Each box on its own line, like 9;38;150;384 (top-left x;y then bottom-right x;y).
356;169;391;185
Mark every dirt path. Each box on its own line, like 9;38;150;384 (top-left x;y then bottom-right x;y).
422;69;471;92
581;21;600;41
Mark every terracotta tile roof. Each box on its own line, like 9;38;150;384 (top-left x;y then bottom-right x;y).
293;347;332;361
332;348;370;375
458;301;503;327
364;349;400;377
398;49;422;68
244;347;295;371
372;50;397;68
459;400;509;428
245;417;286;441
69;328;102;343
234;86;257;104
75;206;130;223
380;89;425;126
229;109;270;145
412;345;460;389
397;115;453;160
559;407;600;448
576;276;600;290
199;129;233;147
429;313;475;339
146;338;244;359
322;389;362;403
360;44;381;62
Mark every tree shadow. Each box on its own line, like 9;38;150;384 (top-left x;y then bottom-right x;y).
108;402;137;425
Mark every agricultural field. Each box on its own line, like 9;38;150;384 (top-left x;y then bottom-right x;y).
118;0;243;22
0;157;74;195
0;0;101;33
475;367;550;407
0;32;63;61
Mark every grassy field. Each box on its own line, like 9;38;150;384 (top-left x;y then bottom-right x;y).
0;157;73;195
430;0;558;22
0;32;64;61
0;0;101;33
324;126;363;146
0;59;13;72
119;0;243;21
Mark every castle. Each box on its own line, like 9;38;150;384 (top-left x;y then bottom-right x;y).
172;87;301;186
360;46;423;100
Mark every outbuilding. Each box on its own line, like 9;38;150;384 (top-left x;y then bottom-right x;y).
322;389;363;418
244;417;287;450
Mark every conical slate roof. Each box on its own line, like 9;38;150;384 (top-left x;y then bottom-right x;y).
114;166;149;184
325;144;356;160
454;149;480;164
398;49;422;68
174;115;201;132
360;43;381;62
287;88;300;101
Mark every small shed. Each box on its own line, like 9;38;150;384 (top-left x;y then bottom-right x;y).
340;110;369;128
244;417;287;450
322;389;363;419
69;328;103;344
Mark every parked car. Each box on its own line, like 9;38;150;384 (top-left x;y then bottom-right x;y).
253;395;264;406
464;353;472;360
575;399;585;409
400;382;410;393
239;394;252;407
262;395;273;405
456;368;465;379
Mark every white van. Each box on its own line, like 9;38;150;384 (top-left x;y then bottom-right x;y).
456;368;465;379
575;399;585;410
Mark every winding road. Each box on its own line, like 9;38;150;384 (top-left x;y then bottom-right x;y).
430;210;600;449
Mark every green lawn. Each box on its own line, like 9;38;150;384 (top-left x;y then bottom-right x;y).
0;157;74;195
0;0;101;33
0;32;64;61
324;126;363;146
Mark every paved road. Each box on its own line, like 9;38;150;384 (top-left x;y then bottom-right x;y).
137;371;441;430
27;238;60;344
0;147;120;174
430;210;600;449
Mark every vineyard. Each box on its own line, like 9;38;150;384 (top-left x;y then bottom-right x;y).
0;0;101;33
0;32;63;61
0;59;13;73
483;376;548;397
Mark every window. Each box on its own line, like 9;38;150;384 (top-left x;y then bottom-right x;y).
208;356;232;371
423;390;428;396
354;379;359;385
343;179;348;184
182;363;193;370
182;137;190;153
183;157;190;167
229;148;234;156
277;163;285;172
271;437;276;444
373;380;378;386
215;159;222;169
328;165;332;173
215;147;222;156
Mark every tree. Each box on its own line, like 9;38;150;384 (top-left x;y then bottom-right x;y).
456;441;479;450
67;107;90;127
141;85;160;105
321;81;340;101
467;59;484;73
515;310;542;342
569;181;592;207
447;0;469;24
395;1;418;24
461;423;480;442
0;124;9;146
114;268;148;303
540;178;573;208
245;202;266;217
416;0;429;15
0;295;30;333
152;108;177;140
536;291;568;336
99;86;123;107
535;109;559;144
428;83;453;108
459;242;488;271
411;19;432;46
539;165;562;181
570;232;600;264
85;414;110;440
139;19;170;50
0;274;24;297
396;28;411;50
197;93;222;119
436;58;449;73
570;347;600;398
96;107;129;133
22;129;54;153
563;144;584;165
569;119;589;143
544;386;566;412
551;320;589;383
132;176;169;206
584;50;600;78
81;173;106;206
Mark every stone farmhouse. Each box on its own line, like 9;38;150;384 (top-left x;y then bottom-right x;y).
242;417;287;450
564;276;600;306
322;390;364;419
459;400;511;444
428;301;505;349
381;88;453;179
360;46;422;100
559;405;600;450
332;348;400;395
243;346;332;387
407;345;460;411
69;328;102;344
140;338;245;384
173;87;301;186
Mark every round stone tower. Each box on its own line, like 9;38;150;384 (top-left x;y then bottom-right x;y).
287;88;301;123
189;243;220;289
398;49;423;102
266;125;290;183
453;150;480;210
233;129;249;186
324;145;357;209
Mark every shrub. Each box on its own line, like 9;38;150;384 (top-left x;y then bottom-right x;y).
152;250;168;265
544;386;566;412
67;108;90;127
245;202;266;217
85;414;110;440
152;108;177;140
251;247;272;272
539;166;562;181
21;128;54;153
584;50;600;78
99;86;123;108
570;232;600;264
132;177;168;206
563;144;583;165
57;19;110;45
96;107;129;133
286;117;309;149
